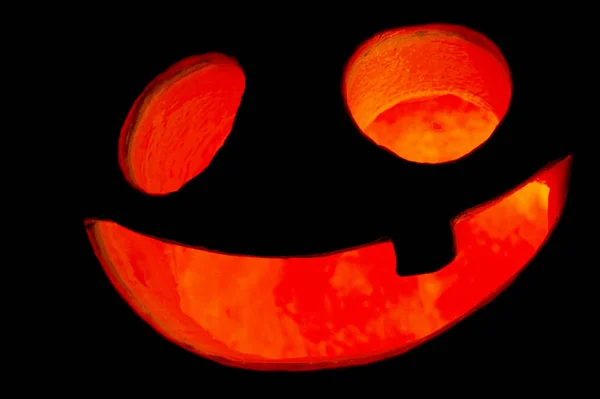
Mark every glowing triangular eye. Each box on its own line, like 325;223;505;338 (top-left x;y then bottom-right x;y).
343;24;512;164
118;53;245;195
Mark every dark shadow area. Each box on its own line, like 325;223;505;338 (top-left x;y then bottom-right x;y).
84;22;573;276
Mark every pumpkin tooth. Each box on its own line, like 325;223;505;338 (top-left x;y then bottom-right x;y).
391;220;456;277
118;53;246;195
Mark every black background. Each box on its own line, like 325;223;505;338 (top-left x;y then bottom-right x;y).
75;10;581;387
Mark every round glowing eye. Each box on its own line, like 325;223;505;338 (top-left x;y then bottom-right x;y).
343;24;512;164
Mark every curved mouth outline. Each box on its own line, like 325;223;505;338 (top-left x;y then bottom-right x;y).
84;153;572;371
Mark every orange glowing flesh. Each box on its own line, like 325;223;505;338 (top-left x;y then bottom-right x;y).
86;156;571;371
118;54;245;195
344;24;512;164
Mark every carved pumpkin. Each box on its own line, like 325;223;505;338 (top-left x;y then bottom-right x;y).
85;24;572;371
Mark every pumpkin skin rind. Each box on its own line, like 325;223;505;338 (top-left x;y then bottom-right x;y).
85;155;571;371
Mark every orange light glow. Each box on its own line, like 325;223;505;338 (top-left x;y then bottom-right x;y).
118;53;245;195
90;27;570;370
85;155;571;371
343;24;512;164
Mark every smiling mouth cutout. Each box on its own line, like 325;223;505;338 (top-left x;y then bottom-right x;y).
85;24;572;370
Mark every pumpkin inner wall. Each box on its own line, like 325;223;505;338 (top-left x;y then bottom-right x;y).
344;25;512;164
118;54;245;195
86;156;571;370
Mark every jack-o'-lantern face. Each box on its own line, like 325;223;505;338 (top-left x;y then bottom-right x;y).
85;24;572;371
